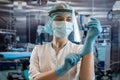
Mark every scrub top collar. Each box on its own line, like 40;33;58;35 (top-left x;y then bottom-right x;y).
50;41;70;54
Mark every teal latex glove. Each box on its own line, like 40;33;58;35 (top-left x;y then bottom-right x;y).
55;53;80;77
23;70;29;80
80;18;102;57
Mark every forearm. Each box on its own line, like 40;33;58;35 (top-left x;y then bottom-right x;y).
80;37;95;57
80;53;94;80
34;70;59;80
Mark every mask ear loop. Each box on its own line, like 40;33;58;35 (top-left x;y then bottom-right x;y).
72;9;82;43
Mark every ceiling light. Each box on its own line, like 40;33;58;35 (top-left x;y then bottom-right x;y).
112;1;120;15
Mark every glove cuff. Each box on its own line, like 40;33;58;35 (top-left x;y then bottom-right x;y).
54;65;68;77
80;38;95;57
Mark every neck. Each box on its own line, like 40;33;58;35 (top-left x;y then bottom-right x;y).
52;35;68;49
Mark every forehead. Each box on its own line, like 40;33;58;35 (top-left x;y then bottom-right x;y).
55;13;72;18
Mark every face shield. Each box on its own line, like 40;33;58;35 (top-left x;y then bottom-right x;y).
45;3;81;43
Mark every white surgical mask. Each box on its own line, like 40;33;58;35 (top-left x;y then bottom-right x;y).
52;21;73;38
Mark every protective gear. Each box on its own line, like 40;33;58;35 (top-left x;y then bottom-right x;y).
52;21;73;38
45;3;81;43
79;18;102;57
55;53;80;77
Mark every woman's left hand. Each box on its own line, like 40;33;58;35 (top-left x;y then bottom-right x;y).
86;18;102;41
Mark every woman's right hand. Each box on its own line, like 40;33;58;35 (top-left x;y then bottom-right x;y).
54;53;80;77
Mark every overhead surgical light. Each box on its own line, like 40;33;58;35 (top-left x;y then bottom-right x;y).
107;1;120;20
13;1;27;9
37;0;48;5
49;0;57;2
112;1;120;16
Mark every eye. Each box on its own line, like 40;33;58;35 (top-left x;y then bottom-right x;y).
54;16;72;22
54;18;64;21
66;18;72;22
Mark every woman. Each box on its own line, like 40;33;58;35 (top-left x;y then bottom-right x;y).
29;3;102;80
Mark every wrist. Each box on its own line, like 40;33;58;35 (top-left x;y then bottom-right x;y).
80;37;95;56
54;65;68;77
85;38;94;46
86;35;96;42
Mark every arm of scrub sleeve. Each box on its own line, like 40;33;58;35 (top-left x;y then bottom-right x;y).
78;18;102;80
29;45;59;80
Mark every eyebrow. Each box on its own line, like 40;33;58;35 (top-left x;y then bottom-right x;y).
55;16;72;18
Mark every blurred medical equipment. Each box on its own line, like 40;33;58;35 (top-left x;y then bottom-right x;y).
79;14;91;29
106;1;120;79
94;23;120;80
36;24;53;44
95;25;112;80
110;19;120;72
6;58;30;80
79;14;91;43
0;29;16;51
0;52;31;80
24;43;35;52
0;52;31;60
36;24;46;44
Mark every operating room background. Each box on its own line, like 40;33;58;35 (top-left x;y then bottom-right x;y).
0;0;120;80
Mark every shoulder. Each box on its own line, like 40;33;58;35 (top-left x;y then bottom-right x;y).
34;42;52;51
35;42;51;48
32;43;52;55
